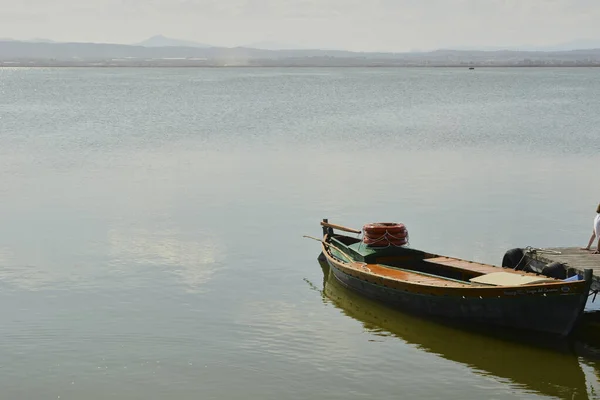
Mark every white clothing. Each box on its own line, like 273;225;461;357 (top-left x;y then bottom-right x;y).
595;213;600;237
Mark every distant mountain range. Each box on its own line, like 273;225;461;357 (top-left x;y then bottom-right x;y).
447;39;600;52
135;35;600;52
134;35;319;51
134;35;600;52
4;35;600;52
134;35;211;48
1;37;57;44
243;41;313;51
1;36;599;67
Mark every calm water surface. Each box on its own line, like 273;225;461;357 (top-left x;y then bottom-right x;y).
1;67;600;399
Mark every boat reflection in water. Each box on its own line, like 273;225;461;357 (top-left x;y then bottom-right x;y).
317;259;600;400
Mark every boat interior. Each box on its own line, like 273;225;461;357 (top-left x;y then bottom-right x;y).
328;234;561;287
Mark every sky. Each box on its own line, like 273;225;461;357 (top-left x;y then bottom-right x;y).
1;0;600;52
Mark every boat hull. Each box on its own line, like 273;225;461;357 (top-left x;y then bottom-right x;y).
327;260;588;337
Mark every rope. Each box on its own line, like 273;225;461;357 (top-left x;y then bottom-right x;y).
361;230;409;248
385;231;409;241
302;235;355;263
514;249;531;271
525;246;562;255
519;246;564;271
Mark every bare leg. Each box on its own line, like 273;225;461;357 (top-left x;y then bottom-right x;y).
582;232;596;250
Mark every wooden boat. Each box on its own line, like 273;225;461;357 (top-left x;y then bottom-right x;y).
317;260;590;399
316;219;593;337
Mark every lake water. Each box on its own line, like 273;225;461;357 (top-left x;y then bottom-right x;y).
1;67;600;399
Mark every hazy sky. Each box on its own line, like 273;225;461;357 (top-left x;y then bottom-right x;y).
2;0;599;51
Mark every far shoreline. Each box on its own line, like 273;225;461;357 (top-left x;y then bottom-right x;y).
2;63;600;68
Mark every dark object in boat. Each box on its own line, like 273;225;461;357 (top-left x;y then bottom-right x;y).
502;248;526;270
542;262;568;280
503;248;572;279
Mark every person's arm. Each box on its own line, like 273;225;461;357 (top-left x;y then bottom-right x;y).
582;231;596;250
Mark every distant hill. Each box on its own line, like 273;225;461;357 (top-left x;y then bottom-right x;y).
28;38;57;44
244;41;344;51
444;38;600;52
135;35;211;48
244;41;309;51
1;37;57;43
538;39;600;52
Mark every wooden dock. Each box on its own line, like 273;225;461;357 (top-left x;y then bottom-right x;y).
525;247;600;291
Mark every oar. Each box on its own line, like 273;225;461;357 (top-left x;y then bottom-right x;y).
303;235;355;263
320;221;361;234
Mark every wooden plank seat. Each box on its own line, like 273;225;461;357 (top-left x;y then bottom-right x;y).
469;272;557;286
353;263;474;288
423;256;542;277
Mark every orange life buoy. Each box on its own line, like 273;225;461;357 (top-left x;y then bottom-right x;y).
362;222;409;247
363;236;408;247
363;222;407;237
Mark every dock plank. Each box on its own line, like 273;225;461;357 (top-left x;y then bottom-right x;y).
535;247;600;270
528;247;600;290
